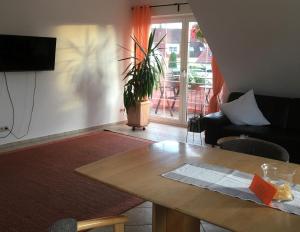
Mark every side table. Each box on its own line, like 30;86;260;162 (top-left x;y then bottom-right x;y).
186;116;204;145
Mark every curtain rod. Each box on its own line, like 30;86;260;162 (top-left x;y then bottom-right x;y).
133;3;189;12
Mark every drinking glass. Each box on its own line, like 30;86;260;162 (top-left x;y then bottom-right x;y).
261;163;296;201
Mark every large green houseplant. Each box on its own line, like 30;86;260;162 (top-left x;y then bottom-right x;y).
120;29;165;130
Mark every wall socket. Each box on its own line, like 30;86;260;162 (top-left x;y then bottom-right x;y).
0;126;9;132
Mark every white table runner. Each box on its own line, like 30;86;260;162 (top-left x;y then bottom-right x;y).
162;163;300;215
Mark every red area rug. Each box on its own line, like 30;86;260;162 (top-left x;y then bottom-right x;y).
0;131;151;232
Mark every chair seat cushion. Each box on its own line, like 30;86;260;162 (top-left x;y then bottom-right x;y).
222;125;300;163
219;138;289;162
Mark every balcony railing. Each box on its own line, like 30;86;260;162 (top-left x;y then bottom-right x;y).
150;80;212;120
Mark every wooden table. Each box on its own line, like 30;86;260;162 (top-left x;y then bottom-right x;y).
76;141;300;232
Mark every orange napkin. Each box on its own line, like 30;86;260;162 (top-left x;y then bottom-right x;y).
249;174;277;205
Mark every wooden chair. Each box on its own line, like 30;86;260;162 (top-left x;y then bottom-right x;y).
219;137;289;162
155;72;180;117
49;215;128;232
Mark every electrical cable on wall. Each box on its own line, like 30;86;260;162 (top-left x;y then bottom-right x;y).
0;74;4;97
11;72;37;139
0;72;36;139
0;72;15;138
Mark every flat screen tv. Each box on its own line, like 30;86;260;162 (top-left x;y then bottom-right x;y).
0;34;56;72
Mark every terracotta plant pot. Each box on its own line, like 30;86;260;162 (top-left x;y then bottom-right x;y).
126;101;150;130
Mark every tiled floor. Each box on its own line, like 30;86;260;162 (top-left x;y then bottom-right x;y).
105;121;205;146
100;122;230;232
90;202;152;232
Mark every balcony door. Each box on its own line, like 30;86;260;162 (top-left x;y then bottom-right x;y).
150;16;212;125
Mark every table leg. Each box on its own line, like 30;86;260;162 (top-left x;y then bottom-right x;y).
152;203;200;232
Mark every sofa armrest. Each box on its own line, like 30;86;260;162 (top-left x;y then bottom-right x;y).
202;112;231;145
203;112;230;128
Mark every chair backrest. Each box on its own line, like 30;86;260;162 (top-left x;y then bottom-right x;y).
49;216;127;232
219;138;289;162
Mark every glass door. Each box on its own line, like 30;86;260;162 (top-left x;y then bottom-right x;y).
150;21;183;123
186;21;213;119
150;17;213;125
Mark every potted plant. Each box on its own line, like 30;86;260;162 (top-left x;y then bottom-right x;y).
120;29;165;130
191;24;206;43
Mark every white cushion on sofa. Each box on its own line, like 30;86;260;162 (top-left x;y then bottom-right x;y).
220;89;270;126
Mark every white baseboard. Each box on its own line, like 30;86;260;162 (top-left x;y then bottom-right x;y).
0;121;126;153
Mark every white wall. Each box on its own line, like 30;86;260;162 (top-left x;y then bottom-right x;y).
189;0;300;98
0;0;131;144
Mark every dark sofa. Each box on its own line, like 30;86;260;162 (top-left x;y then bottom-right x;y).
203;92;300;164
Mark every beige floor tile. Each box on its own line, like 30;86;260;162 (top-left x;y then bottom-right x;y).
136;201;152;208
123;207;152;226
124;225;152;232
105;122;205;146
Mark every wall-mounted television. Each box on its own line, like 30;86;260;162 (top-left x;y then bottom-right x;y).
0;34;56;72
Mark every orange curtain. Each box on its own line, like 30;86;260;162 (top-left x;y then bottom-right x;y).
208;57;224;113
132;5;151;61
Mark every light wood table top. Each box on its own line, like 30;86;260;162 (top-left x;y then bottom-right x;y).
76;141;300;232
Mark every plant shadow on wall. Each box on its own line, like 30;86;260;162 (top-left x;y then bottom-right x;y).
56;25;119;127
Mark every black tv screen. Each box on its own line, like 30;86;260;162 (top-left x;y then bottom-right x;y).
0;34;56;72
